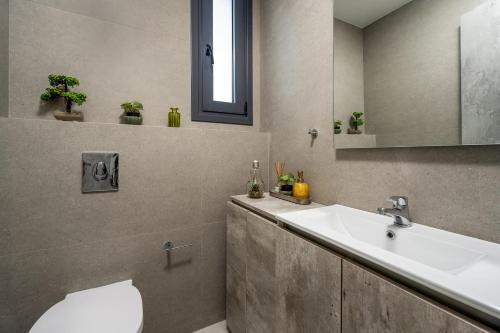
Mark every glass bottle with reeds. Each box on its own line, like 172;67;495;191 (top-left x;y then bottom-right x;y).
274;161;284;192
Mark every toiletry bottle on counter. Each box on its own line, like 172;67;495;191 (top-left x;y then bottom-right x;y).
247;160;265;199
293;171;309;199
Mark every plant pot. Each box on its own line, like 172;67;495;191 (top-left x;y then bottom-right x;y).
279;184;293;195
334;128;342;134
53;111;83;122
121;115;143;125
347;128;362;134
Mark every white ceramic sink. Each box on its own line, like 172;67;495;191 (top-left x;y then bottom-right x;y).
277;205;500;323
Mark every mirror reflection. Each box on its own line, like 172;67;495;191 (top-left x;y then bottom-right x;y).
334;0;500;149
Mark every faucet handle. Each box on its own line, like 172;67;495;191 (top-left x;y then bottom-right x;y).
386;196;408;210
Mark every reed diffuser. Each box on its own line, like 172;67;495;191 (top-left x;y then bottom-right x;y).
274;161;284;191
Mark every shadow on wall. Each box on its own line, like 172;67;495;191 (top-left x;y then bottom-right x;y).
335;145;500;165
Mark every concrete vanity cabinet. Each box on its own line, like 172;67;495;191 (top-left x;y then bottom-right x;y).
342;261;490;333
226;201;492;333
226;202;342;333
226;202;248;333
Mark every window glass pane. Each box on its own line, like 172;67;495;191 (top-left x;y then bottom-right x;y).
213;0;234;103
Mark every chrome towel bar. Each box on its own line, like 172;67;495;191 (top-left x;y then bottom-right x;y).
162;241;193;252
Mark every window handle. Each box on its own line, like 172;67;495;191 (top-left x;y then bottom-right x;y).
205;44;214;65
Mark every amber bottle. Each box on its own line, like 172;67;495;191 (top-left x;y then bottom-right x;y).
293;170;309;199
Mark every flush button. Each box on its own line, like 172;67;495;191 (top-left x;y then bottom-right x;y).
93;161;108;181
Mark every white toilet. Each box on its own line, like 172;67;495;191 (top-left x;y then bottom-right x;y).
30;280;143;333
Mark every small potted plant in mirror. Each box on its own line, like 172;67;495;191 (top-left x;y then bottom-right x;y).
40;74;87;121
334;120;343;134
348;112;364;134
278;172;295;196
120;101;144;125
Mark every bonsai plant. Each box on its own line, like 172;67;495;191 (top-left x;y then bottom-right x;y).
348;112;364;134
40;74;87;121
120;101;144;125
334;120;343;134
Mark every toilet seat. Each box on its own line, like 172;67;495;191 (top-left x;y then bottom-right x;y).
30;280;143;333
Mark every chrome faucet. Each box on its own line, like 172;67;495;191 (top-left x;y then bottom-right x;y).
377;196;412;228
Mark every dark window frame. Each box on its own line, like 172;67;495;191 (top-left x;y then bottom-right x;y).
191;0;253;125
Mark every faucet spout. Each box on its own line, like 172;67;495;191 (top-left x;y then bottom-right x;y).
377;196;412;228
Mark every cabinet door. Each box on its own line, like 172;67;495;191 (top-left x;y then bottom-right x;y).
226;202;249;333
246;212;279;333
342;260;491;333
227;202;248;276
277;229;342;333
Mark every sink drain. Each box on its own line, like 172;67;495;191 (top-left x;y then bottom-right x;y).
386;229;396;240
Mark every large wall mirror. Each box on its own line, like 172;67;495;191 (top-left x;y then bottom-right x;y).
333;0;500;149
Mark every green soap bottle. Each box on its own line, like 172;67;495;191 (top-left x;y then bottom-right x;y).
168;107;181;127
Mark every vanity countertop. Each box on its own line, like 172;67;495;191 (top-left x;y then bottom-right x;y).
231;193;323;221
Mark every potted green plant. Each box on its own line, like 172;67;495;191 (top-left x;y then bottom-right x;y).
278;172;295;195
40;74;87;121
348;112;364;134
334;120;343;134
120;101;144;125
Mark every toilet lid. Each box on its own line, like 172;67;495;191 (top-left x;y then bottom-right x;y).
30;280;143;333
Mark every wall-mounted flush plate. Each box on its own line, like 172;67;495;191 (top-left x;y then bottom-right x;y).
82;152;119;193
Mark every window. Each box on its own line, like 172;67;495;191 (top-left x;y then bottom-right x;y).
191;0;253;125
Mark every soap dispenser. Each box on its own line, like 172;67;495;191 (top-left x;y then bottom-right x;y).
247;160;265;199
293;171;309;199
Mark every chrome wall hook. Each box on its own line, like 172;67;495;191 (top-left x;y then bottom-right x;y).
308;128;319;139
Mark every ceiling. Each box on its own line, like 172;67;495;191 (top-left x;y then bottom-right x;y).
335;0;414;28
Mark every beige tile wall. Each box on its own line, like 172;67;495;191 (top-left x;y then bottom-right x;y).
0;117;269;332
0;0;7;117
2;0;268;331
8;0;261;131
261;0;500;244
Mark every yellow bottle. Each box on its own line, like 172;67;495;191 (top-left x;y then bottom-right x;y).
293;171;309;199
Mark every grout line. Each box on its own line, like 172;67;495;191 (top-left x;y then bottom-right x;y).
0;223;205;260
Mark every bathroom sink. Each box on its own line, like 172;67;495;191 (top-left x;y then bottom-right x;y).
293;206;484;273
277;205;500;323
